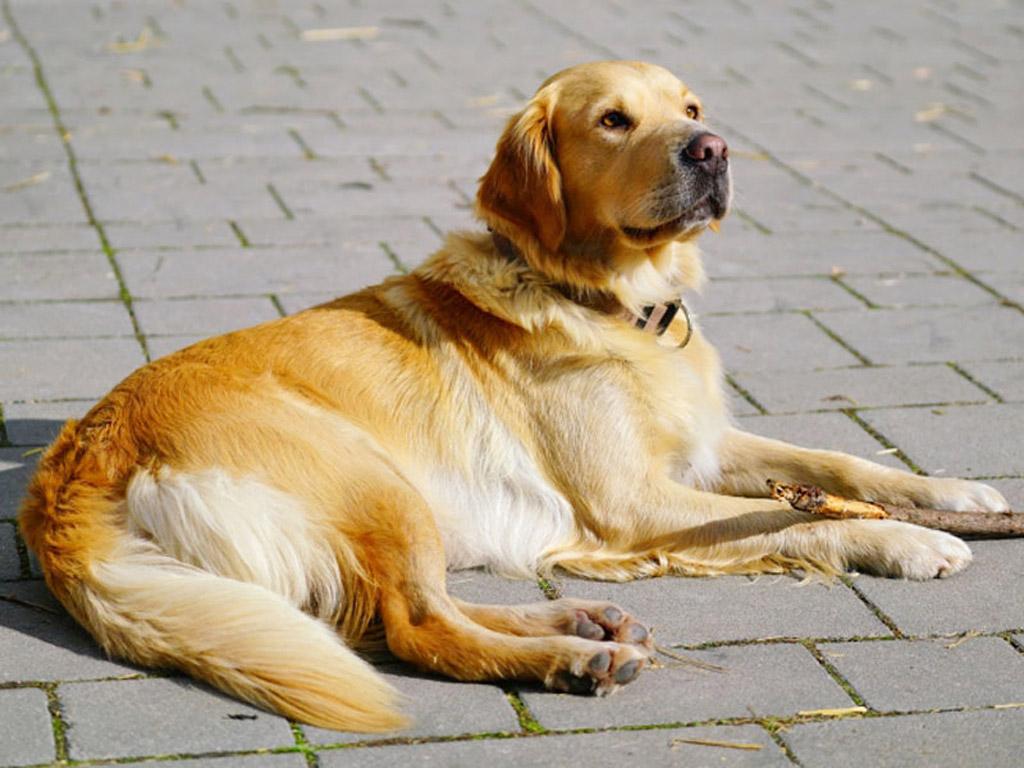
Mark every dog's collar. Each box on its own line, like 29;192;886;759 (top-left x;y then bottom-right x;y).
490;232;693;348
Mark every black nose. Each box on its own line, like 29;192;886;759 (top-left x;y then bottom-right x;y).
682;132;729;176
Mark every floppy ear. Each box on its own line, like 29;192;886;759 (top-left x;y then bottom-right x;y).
476;92;566;258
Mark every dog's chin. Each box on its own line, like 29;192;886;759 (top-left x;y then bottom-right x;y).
620;199;726;246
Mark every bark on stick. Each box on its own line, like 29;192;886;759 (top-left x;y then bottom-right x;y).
768;480;1024;539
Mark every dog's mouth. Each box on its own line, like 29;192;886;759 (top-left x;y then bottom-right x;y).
620;196;724;244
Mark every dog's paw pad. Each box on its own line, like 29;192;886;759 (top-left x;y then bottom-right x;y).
552;643;647;696
549;645;646;696
561;601;653;651
588;650;612;674
623;622;649;644
601;606;624;625
614;658;641;684
574;612;605;640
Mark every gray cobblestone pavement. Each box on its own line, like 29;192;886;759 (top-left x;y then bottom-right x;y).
2;0;1023;766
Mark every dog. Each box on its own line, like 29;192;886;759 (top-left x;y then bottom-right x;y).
20;61;1008;732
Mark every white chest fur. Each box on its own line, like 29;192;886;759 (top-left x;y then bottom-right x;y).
424;424;576;578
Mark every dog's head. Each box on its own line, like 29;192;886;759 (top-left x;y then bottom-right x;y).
477;61;729;299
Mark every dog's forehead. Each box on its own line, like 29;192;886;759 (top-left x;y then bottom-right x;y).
546;61;695;112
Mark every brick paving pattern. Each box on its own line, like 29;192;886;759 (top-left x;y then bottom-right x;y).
1;1;1022;766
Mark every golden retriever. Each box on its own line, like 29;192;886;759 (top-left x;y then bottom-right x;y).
21;61;1007;732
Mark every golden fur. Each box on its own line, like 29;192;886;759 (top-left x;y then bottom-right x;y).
21;61;1007;731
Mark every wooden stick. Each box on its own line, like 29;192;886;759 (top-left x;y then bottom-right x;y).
768;480;1024;538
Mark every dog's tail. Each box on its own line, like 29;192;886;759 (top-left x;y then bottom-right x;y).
20;421;407;733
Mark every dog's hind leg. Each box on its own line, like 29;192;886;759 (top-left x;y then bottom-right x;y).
362;482;649;695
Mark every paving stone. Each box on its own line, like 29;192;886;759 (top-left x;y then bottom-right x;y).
876;204;1011;240
317;724;790;767
75;115;324;161
818;636;1024;712
132;297;280;336
304;127;497;162
911;230;1024;274
0;447;38;519
104;220;240;250
841;273;998;308
276;179;470;220
993;273;1024;306
238;216;442;260
85;180;282;223
689;276;862;315
275;292;344;316
60;678;296;760
785;708;1024;768
1;399;89;446
550;574;889;645
812;306;1024;365
0;688;55;767
0;252;119;301
0;338;145;401
0;521;22;579
104;756;309;768
851;539;1024;637
446;567;546;606
736;412;906;470
0;164;87;225
701;230;942;279
725;383;762;417
0;300;135;339
700;313;863;372
75;159;272;215
145;334;209;360
0;116;61;156
0;224;99;254
303;667;520;744
0;597;142;683
197;157;374;190
3;580;62;611
119;246;397;298
810;162;1012;211
858;403;1024;477
366;153;493;183
521;642;851;729
732;364;989;414
988;477;1024;510
733;199;879;234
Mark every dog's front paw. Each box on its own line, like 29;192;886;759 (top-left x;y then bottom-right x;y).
928;478;1009;513
889;475;1009;513
893;528;972;580
852;520;972;580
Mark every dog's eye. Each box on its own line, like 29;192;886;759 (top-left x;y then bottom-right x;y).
685;104;701;121
599;110;632;130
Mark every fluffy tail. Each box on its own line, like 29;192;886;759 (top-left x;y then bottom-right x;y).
83;544;407;732
20;421;407;733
